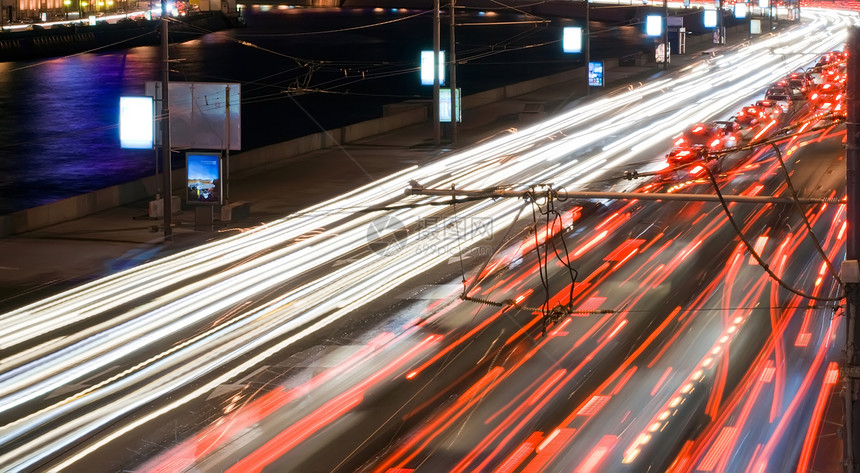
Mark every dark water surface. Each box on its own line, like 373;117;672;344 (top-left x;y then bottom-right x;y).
0;6;644;213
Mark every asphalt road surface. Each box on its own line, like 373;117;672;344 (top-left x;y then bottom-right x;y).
0;7;852;472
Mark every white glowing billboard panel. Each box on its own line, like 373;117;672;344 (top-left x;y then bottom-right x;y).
750;19;761;34
704;9;718;27
646;15;662;36
562;27;582;53
119;96;154;149
420;50;446;86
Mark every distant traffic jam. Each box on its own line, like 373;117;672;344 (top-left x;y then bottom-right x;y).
663;50;847;178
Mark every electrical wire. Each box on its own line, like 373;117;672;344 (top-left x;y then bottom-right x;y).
768;140;844;287
703;165;843;302
233;9;434;37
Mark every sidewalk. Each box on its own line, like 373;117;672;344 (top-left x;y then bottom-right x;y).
0;25;761;307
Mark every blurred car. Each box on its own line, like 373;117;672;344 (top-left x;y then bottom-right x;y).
765;83;793;99
804;66;824;87
666;145;709;167
673;122;739;151
735;105;763;128
755;98;789;117
809;82;844;111
786;77;806;99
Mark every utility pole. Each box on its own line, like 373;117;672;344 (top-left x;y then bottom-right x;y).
769;0;773;31
718;0;724;44
225;84;231;203
663;0;669;69
844;25;860;473
585;0;590;94
433;0;440;146
449;0;457;143
160;0;172;239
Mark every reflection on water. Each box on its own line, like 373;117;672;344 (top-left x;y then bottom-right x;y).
0;7;641;214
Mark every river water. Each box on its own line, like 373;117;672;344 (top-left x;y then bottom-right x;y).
0;6;644;214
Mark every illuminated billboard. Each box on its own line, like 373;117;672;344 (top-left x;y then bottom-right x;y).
646;15;662;36
734;2;747;18
704;9;718;27
588;61;604;87
186;152;222;204
440;88;462;123
119;96;154;149
562;27;582;53
750;19;762;34
420;50;446;86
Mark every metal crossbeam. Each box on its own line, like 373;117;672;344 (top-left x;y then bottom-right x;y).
407;187;841;205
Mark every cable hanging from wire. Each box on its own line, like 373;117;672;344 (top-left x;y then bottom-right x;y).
703;165;843;302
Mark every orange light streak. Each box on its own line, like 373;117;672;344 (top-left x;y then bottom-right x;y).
752;119;777;141
144;331;397;471
795;362;840;473
527;369;567;406
574;435;617;473
611;366;638;395
494;432;544;473
749;236;768;265
697;426;737;472
521;429;576;473
573;230;608;258
577;395;611;417
606;319;628;340
231;334;440;473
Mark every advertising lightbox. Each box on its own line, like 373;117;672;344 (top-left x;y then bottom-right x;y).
734;2;747;18
646;15;662;36
440;88;462;123
750;19;761;34
588;61;604;87
562;27;582;53
187;152;222;204
704;9;718;27
420;50;446;86
119;96;154;149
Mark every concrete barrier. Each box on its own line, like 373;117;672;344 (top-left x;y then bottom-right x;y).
0;174;160;236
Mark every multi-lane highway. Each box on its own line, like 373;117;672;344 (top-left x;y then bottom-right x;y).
0;8;854;472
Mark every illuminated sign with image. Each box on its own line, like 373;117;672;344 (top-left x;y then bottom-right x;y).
563;27;582;53
588;61;604;87
186;152;222;205
119;96;154;149
420;50;446;86
734;2;747;18
646;15;662;36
